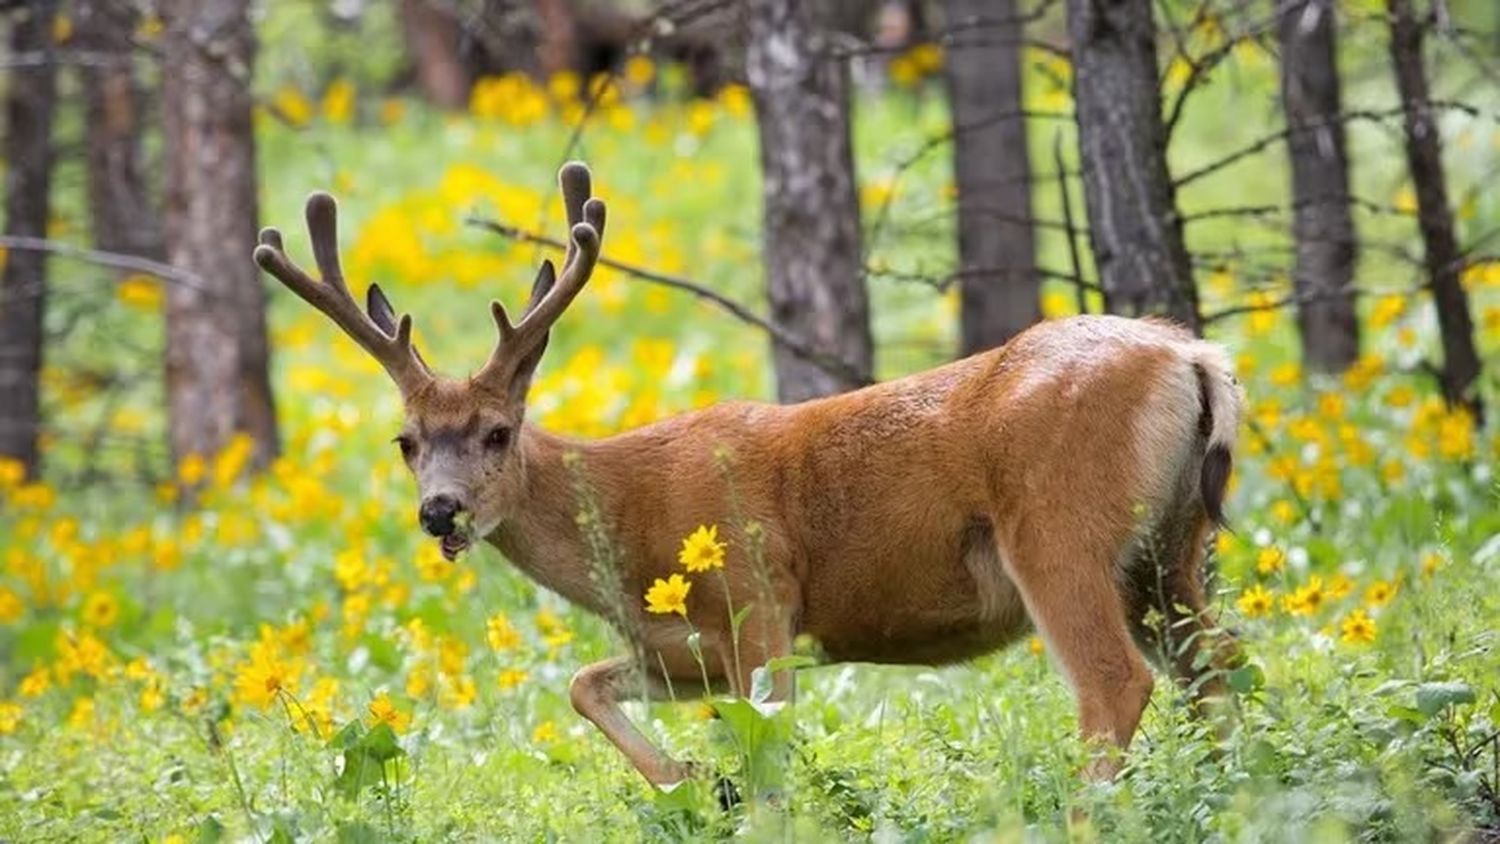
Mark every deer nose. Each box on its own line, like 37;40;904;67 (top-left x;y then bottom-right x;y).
419;494;464;536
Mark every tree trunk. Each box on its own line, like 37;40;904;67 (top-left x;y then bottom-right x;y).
401;0;473;109
76;0;163;260
0;2;59;480
745;0;874;402
160;0;279;472
1387;0;1482;419
1278;0;1358;372
535;0;578;77
944;0;1040;354
1066;0;1199;330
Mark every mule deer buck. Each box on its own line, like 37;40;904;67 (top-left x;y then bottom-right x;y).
254;162;1245;787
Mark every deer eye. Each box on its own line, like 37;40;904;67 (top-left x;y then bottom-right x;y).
484;426;512;451
393;435;416;460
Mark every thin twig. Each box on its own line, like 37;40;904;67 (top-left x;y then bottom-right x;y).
0;235;205;289
465;217;873;386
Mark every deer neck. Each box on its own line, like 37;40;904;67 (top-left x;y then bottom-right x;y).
483;424;622;620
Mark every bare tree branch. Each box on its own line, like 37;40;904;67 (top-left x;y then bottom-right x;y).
465;216;874;386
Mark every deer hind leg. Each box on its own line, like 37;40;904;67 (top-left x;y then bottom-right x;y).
1126;511;1242;721
999;525;1155;781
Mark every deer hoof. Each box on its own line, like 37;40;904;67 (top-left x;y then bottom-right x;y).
714;775;742;810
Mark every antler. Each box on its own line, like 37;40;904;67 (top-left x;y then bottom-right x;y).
253;193;434;398
475;161;607;389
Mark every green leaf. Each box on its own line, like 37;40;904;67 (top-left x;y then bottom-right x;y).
730;604;753;633
358;722;405;763
335;821;382;844
1415;681;1475;718
652;778;707;813
195;817;225;844
327;719;364;750
1386;704;1426;725
1227;663;1265;695
359;633;402;673
763;654;817;674
333;746;386;800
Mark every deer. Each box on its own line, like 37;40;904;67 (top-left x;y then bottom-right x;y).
253;161;1245;789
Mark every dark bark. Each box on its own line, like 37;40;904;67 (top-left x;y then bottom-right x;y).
1387;0;1482;418
76;0;163;260
160;0;279;471
745;0;874;402
401;0;473;109
1066;0;1199;330
535;0;579;77
944;0;1040;354
0;2;59;479
1278;0;1359;372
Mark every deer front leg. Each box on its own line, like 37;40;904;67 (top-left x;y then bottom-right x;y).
568;655;697;786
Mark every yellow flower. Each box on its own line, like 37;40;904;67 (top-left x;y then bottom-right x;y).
1271;499;1298;525
623;55;655;87
81;591;119;628
366;691;410;734
1256;547;1285;575
67;696;94;730
297;677;339;736
1340;609;1377;644
1027;636;1045;656
140;682;165;713
1236;584;1274;618
0;586;22;623
644;573;691;617
678;524;726;573
532;720;557;744
321;77;356;124
177;453;206;487
497;667;529;691
1283;576;1327;616
0;700;20;735
232;642;302;710
442;674;478;710
1327;573;1354;599
1364;579;1397;607
1270;362;1301;387
18;666;49;697
272;85;313;126
55;630;111;682
486;614;521;651
1436;409;1476;461
116;274;163;311
1421;552;1444;578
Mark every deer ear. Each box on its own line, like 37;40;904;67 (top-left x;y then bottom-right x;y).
523;261;557;319
367;283;398;336
367;283;431;370
507;262;555;403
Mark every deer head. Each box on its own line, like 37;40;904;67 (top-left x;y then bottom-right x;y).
254;162;606;559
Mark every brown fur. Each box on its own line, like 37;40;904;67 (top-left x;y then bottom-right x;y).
260;169;1246;788
415;316;1242;785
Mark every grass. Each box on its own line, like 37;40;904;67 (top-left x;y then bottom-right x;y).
2;43;1500;841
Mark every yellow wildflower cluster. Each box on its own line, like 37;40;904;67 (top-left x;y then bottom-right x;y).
644;523;729;617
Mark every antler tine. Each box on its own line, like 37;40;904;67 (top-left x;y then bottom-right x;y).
253;192;433;397
475;165;606;389
559;161;591;268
